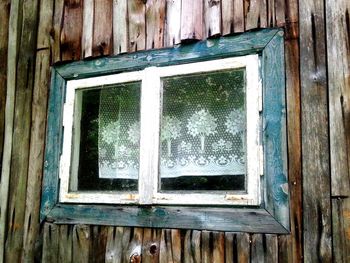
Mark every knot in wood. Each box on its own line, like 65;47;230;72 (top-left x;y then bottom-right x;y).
130;253;141;263
149;243;158;255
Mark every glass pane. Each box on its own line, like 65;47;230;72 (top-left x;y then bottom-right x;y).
160;69;246;191
71;81;141;191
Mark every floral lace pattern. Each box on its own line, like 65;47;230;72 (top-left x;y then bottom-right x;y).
96;69;247;184
160;69;247;182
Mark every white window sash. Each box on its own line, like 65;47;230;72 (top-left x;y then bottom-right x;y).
59;55;261;206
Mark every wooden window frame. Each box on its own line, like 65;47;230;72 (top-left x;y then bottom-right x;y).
60;55;260;206
41;29;289;233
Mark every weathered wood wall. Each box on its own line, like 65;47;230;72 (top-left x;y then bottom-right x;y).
0;0;349;262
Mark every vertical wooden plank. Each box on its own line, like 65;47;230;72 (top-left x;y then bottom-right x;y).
125;228;143;263
113;0;128;54
251;234;278;263
180;0;203;41
332;198;350;262
267;0;275;26
52;0;64;63
72;225;90;263
171;229;181;263
105;227;122;263
92;0;113;56
204;0;221;38
225;232;237;263
142;228;161;263
164;0;181;46
326;0;350;197
146;0;166;49
22;49;51;262
4;1;39;262
128;0;146;52
251;234;264;263
265;234;278;262
233;0;244;32
159;229;181;263
212;232;225;263
282;0;302;261
300;0;332;261
201;231;210;263
41;223;59;263
105;227;132;263
221;0;234;35
275;0;285;26
22;1;53;261
58;225;73;263
36;0;54;50
0;0;20;261
82;0;93;58
236;233;250;263
184;230;201;263
89;226;108;263
0;1;9;176
61;0;83;61
245;0;267;30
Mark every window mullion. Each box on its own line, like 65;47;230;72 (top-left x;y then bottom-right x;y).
138;67;161;204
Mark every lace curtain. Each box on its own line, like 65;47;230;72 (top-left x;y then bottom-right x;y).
96;69;246;185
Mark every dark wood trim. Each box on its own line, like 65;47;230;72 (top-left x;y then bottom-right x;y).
41;29;289;233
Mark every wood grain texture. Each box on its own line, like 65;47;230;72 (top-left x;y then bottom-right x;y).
113;0;128;54
105;227;122;263
61;0;83;61
0;1;10;176
236;233;250;263
4;1;39;262
245;0;267;30
283;37;302;263
146;0;166;49
22;49;50;262
221;0;234;35
142;228;161;263
332;198;350;263
164;0;181;46
55;29;278;79
36;0;54;50
72;225;90;263
58;225;73;263
181;0;203;40
52;0;64;63
42;223;59;263
92;0;113;56
204;0;221;38
233;0;245;32
299;0;332;261
184;230;201;263
90;226;108;263
262;31;289;229
326;0;350;197
0;0;20;261
159;229;181;263
224;232;236;263
128;0;146;52
212;232;225;263
40;71;65;222
82;0;93;57
284;0;302;260
22;2;53;261
0;2;9;259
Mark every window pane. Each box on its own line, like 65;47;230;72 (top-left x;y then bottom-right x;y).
71;81;141;191
160;69;246;191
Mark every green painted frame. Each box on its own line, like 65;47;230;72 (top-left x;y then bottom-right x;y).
41;29;289;233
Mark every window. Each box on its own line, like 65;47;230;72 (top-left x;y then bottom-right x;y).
42;29;289;233
60;56;260;206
